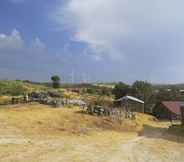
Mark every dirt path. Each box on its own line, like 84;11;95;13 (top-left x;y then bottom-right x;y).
0;133;184;162
106;123;184;162
107;136;184;162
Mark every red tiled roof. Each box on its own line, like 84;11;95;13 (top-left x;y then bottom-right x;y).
161;101;181;115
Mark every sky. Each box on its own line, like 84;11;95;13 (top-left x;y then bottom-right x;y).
0;0;184;83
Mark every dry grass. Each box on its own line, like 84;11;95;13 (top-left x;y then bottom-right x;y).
135;112;170;129
63;91;81;99
0;96;12;105
0;104;183;162
0;103;139;162
0;103;146;136
0;103;169;136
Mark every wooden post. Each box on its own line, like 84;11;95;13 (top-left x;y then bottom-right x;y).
12;97;15;104
181;106;184;126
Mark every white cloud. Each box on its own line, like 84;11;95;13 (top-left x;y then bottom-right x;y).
0;29;46;55
0;29;57;81
0;29;24;50
56;0;184;60
31;37;46;52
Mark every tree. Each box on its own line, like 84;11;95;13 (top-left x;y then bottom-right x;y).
132;81;153;112
112;82;130;100
153;86;182;103
51;75;61;88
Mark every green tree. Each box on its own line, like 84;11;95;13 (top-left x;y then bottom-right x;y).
132;81;153;112
153;86;181;102
112;82;130;100
51;75;61;88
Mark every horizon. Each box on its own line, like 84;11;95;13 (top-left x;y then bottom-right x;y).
1;79;184;86
0;0;184;84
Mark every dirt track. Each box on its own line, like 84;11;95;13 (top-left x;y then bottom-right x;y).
0;133;184;162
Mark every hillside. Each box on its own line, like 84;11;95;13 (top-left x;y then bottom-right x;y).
0;80;47;96
0;103;183;162
0;103;153;136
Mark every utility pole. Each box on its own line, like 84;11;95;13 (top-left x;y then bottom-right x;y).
82;73;86;83
86;74;90;83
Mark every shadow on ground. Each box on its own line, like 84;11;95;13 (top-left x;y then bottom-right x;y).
140;124;184;143
76;110;184;143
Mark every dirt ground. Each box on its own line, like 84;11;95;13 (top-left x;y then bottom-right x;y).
0;103;184;162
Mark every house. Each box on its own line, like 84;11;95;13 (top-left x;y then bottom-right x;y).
67;88;81;93
153;101;184;120
115;95;144;113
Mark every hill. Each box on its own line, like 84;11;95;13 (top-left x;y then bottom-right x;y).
0;103;183;162
0;80;47;96
0;103;155;135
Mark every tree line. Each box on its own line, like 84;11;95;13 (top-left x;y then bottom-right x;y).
112;81;184;113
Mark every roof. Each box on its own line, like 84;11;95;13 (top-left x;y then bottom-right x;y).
161;101;184;115
116;95;144;104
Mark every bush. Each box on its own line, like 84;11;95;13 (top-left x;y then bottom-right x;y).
0;80;27;96
86;88;96;94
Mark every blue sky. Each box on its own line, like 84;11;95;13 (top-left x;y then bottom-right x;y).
0;0;184;83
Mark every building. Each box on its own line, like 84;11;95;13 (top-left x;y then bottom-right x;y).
153;101;183;120
179;89;184;95
115;95;144;113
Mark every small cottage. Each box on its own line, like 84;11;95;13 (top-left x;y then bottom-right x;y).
153;101;183;120
115;95;144;113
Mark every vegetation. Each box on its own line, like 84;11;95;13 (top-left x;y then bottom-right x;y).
112;82;129;99
112;81;152;110
0;80;46;96
0;103;157;134
131;81;153;112
51;75;61;88
1;79;184;113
